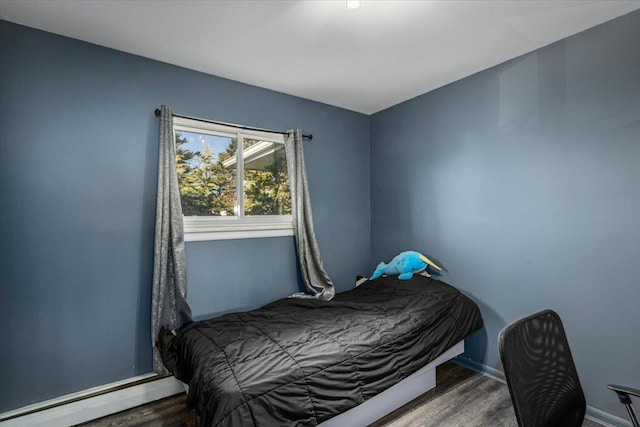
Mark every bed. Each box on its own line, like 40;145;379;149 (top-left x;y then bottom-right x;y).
158;274;483;426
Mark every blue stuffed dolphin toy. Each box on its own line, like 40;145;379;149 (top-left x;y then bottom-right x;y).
370;251;442;280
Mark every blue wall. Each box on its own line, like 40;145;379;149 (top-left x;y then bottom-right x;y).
0;20;370;412
371;11;640;420
2;9;639;421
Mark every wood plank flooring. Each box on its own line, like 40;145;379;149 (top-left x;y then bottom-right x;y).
75;393;195;427
76;361;604;427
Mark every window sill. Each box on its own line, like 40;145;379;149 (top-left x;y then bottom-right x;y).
184;227;294;242
183;216;293;241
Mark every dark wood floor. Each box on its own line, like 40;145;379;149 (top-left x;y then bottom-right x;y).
76;361;604;427
75;393;196;427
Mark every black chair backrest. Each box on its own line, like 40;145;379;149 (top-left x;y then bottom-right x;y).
499;309;586;427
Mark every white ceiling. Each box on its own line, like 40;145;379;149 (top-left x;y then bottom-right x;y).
2;0;639;114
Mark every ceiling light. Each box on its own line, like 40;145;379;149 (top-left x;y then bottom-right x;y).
347;0;360;10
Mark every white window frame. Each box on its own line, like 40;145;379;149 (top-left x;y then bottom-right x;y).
173;116;293;241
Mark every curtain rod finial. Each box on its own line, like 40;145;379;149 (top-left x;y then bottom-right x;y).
154;108;161;117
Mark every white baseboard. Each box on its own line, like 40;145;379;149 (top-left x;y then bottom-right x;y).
585;406;633;427
453;357;632;427
0;374;185;427
454;355;506;384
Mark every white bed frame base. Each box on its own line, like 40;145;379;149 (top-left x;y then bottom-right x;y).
319;340;464;427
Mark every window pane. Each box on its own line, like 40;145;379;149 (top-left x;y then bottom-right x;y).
175;130;237;216
243;138;291;216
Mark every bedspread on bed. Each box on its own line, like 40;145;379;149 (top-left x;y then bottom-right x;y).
159;275;483;426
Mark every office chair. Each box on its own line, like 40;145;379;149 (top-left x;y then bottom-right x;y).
608;384;639;427
499;309;586;427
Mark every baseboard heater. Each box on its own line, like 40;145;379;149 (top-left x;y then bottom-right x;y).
0;373;185;427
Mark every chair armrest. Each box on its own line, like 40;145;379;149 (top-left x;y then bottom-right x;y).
608;384;640;404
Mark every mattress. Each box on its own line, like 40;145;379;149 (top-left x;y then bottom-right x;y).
158;275;483;426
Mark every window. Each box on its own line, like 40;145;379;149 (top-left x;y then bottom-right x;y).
173;116;292;241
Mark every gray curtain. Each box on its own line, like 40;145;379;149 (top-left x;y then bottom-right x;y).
151;105;192;373
285;129;335;300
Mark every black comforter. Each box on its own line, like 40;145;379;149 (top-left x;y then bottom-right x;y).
159;275;483;426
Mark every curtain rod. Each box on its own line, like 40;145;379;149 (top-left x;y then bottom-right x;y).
154;108;312;140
